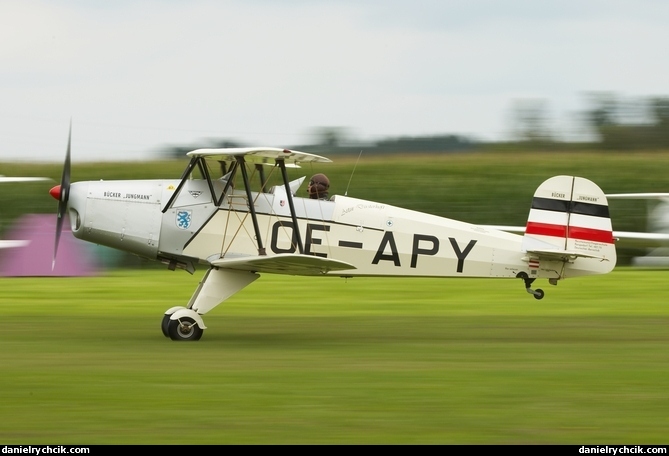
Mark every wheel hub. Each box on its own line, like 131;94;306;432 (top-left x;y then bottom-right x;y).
178;321;193;336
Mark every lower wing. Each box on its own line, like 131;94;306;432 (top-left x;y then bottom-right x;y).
211;253;356;275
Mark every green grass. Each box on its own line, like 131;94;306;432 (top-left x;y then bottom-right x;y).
1;268;668;444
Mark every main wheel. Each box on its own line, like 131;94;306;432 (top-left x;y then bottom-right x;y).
161;314;171;337
167;316;203;341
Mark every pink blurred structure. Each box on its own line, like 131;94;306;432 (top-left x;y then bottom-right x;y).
0;214;101;277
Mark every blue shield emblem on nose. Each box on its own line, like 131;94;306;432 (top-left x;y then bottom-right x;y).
176;210;192;230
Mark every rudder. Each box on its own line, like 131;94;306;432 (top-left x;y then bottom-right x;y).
522;175;616;274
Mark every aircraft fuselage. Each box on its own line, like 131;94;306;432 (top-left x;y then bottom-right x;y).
66;178;571;280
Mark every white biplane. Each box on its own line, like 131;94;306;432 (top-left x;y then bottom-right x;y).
49;131;617;341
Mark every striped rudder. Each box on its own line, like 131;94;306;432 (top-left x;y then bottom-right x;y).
522;176;615;262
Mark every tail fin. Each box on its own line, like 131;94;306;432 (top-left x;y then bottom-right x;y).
522;176;616;274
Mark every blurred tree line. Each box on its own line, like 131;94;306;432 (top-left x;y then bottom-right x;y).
586;93;669;150
160;92;669;158
508;92;669;151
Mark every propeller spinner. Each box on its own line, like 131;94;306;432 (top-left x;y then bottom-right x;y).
50;123;72;270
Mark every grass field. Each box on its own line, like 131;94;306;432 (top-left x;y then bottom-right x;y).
1;268;668;444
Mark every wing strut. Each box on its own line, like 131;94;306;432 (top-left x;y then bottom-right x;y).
278;158;304;254
163;156;199;213
216;160;238;206
255;164;268;193
237;156;266;255
198;158;217;203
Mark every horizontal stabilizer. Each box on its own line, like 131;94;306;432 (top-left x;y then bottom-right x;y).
211;253;356;276
481;225;525;234
526;248;610;262
611;231;669;248
483;225;669;249
606;193;669;201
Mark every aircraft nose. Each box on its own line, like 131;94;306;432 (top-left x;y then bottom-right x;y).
49;185;61;200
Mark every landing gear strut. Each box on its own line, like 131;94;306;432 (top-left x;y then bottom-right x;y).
517;272;544;300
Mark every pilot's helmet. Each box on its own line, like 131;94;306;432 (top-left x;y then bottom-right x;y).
308;173;330;199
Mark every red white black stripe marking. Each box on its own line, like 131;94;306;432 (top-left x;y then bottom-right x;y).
526;196;613;244
525;222;614;244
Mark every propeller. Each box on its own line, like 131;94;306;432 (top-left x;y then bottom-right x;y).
50;122;72;270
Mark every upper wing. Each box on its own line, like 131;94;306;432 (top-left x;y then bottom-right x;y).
211;253;356;276
187;147;332;167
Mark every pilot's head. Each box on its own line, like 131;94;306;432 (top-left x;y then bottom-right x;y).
308;173;330;200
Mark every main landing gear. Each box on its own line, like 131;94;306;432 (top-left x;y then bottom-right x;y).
159;268;259;342
516;272;544;300
161;307;206;341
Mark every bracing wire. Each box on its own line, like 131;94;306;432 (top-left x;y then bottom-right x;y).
344;150;363;196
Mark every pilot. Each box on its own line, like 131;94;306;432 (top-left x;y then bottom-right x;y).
307;173;330;200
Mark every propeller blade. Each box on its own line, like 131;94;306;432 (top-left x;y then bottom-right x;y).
52;122;72;270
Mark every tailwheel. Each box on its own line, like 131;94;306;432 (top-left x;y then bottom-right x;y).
516;272;545;300
167;316;203;341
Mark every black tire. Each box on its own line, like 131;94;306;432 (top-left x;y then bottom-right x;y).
167;316;203;341
533;289;545;300
161;314;171;337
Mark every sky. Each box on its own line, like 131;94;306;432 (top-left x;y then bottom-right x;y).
1;0;669;162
